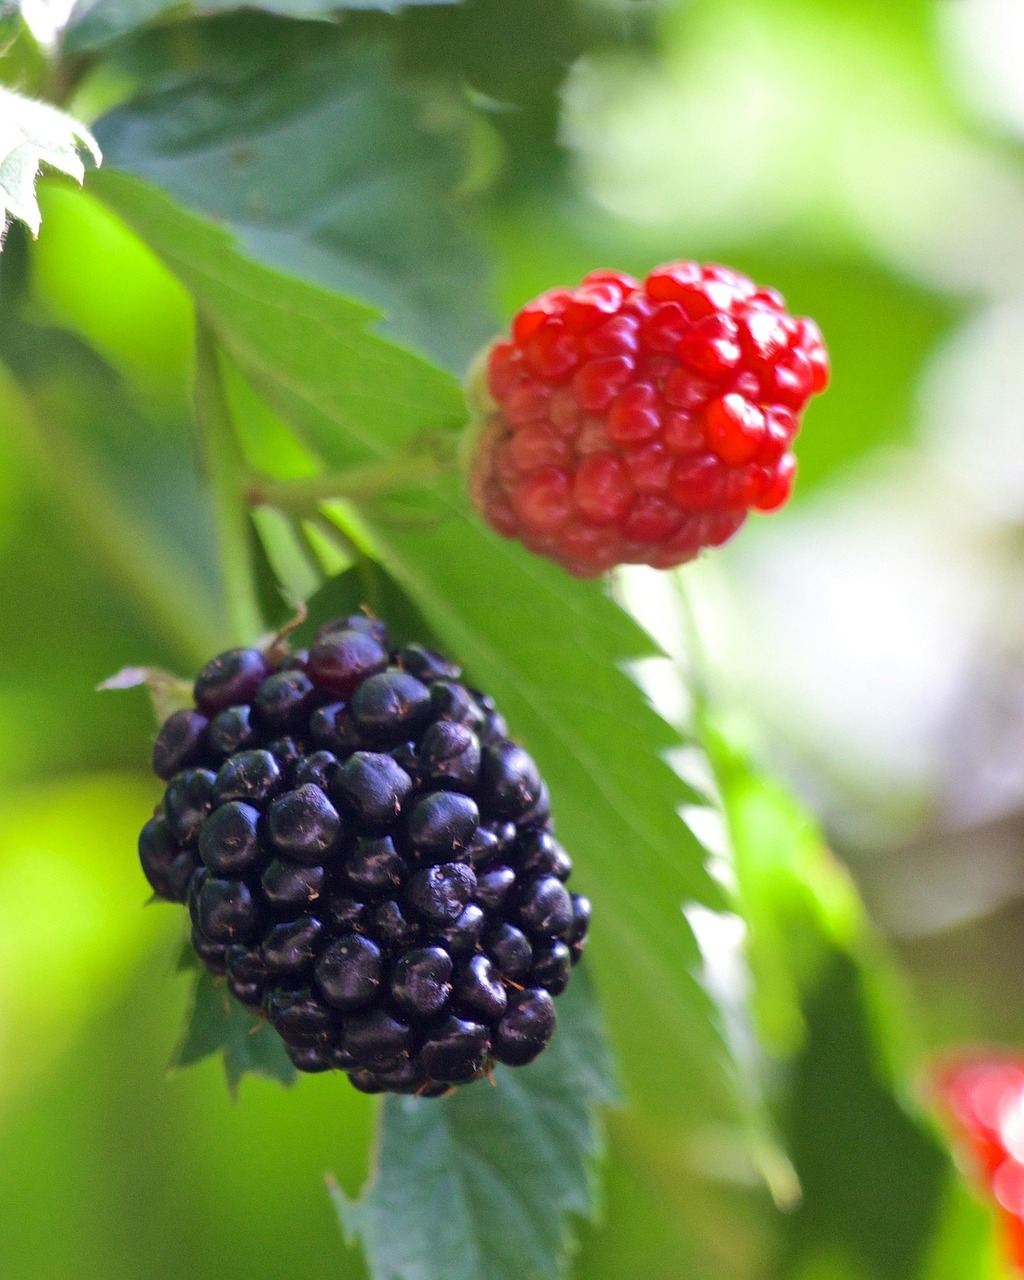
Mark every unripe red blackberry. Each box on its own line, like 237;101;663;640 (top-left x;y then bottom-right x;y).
468;262;829;577
934;1053;1024;1270
142;618;590;1095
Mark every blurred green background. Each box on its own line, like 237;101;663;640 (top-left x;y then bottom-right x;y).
2;0;1024;1275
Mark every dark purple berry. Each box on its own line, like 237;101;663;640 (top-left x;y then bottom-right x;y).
308;630;388;697
388;741;420;782
198;801;262;876
326;613;389;646
194;647;270;713
465;826;502;868
266;737;304;774
228;974;265;1008
474;865;516;911
350;670;432;743
428;681;485;730
164;769;217;844
152;708;209;781
391;946;453;1018
417;720;480;789
348;1069;386;1094
187;864;207;919
490;822;518;856
323;892;368;933
371;898;418;948
515;831;572;881
406;791;479;864
518;780;552;830
341;1009;411;1071
569;893;591;964
141;614;584;1094
396;643;461;683
293;750;339;791
261;859;326;911
486;922;532;979
226;943;271;984
433;903;486;957
454;954;507;1021
212;749;282;805
265;987;337;1046
207;704;255;757
492;988;556;1066
405;863;477;925
419;1017;490;1084
346;835;407;896
275;649;309;672
310;704;364;754
480;708;509;748
253;670;316;729
569;893;591;944
479;742;542;820
314;933;383;1011
138;816;181;899
261;916;324;974
517;875;574;939
268;785;342;864
167;849;200;903
196;876;258;943
530;940;572;994
329;752;412;830
368;1058;428;1094
190;925;228;973
287;1043;333;1073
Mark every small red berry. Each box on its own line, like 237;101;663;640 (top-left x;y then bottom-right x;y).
469;260;829;576
934;1052;1024;1272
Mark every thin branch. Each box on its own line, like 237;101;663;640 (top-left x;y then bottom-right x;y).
245;437;458;517
193;314;265;646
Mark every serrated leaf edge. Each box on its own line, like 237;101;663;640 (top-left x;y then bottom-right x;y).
0;86;101;238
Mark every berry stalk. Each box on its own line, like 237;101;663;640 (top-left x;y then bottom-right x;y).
193;317;267;647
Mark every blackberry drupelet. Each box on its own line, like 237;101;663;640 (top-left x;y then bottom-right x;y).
141;615;590;1095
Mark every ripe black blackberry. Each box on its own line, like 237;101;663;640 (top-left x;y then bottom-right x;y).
141;614;590;1095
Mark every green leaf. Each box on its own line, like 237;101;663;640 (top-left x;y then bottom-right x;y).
93;29;491;370
333;967;616;1280
91;169;468;468
0;86;100;242
173;965;297;1098
66;0;460;53
88;173;742;1131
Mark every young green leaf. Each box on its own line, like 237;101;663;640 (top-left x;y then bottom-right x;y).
0;86;100;243
93;32;491;371
91;170;467;470
173;964;297;1099
333;968;616;1280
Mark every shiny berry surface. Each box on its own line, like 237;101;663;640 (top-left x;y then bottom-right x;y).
141;616;590;1095
469;262;828;576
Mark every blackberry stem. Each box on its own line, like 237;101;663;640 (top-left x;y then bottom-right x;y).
194;315;266;646
245;436;458;516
